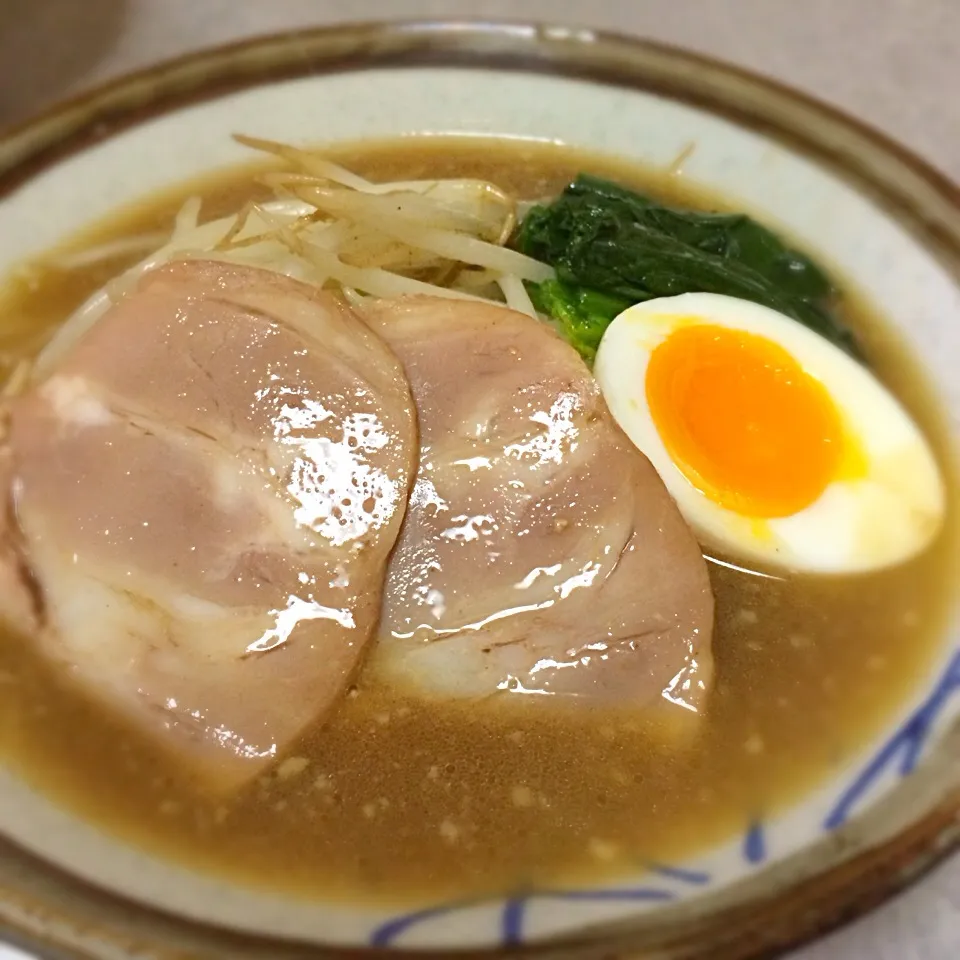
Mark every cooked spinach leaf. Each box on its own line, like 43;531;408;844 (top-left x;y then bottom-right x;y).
515;174;860;361
528;280;631;363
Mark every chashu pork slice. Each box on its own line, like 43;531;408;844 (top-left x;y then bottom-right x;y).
0;260;417;788
362;296;714;714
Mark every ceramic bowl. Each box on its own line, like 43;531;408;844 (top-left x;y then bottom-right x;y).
0;20;957;960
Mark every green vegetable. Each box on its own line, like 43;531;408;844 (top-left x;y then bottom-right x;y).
528;280;630;362
514;174;860;361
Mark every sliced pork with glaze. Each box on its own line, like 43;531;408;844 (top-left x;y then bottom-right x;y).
363;296;714;714
0;260;417;788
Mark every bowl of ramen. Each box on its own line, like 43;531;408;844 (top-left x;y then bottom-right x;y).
0;19;957;960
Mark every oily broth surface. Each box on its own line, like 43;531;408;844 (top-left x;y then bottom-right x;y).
0;138;956;904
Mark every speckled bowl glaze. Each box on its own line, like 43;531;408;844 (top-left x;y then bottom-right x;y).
0;20;957;960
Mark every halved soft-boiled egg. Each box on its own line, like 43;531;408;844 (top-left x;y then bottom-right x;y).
595;293;946;574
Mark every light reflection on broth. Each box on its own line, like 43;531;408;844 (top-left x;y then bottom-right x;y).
0;138;955;905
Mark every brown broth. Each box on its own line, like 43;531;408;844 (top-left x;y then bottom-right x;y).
0;138;956;906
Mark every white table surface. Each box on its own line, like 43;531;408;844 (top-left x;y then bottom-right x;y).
0;2;958;958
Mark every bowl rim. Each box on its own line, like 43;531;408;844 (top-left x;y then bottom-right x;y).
0;17;958;960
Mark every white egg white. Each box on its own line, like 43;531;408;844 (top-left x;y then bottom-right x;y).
595;292;946;574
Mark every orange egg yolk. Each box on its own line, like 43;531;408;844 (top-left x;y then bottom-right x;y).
645;322;846;518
